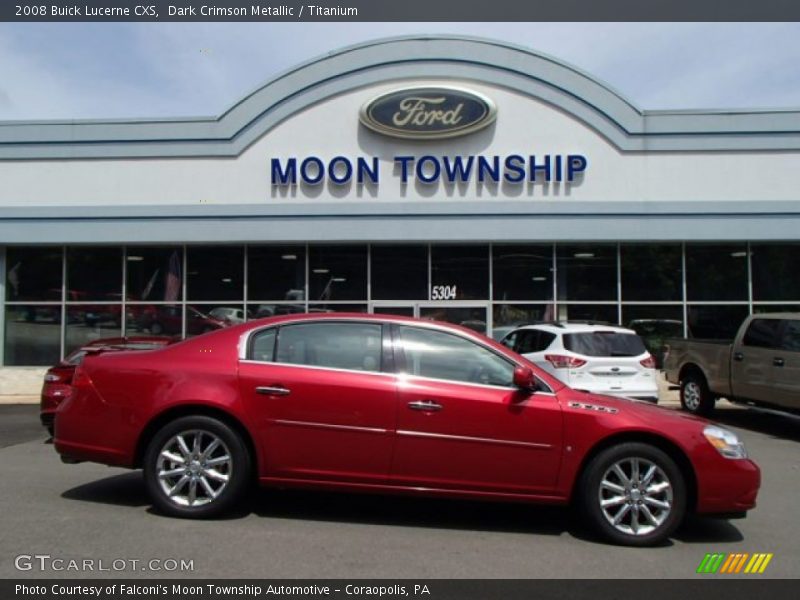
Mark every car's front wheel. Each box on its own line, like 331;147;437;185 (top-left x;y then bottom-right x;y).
579;443;686;546
143;415;251;518
680;373;714;416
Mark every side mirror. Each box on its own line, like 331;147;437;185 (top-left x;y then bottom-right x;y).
513;366;537;392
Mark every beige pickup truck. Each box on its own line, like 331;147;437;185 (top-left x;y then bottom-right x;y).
664;313;800;415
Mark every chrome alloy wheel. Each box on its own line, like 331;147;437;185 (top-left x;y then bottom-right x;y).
598;457;673;536
683;381;702;411
156;430;232;507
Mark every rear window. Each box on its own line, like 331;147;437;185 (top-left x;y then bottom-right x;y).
563;332;646;357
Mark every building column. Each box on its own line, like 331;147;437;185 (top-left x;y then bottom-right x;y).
0;246;5;365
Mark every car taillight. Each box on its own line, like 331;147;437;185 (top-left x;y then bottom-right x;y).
44;372;66;383
544;354;587;369
640;355;656;369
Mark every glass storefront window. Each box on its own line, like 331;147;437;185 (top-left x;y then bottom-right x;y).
556;244;617;301
126;304;183;337
751;243;800;301
248;303;306;319
308;245;367;301
307;303;368;314
65;306;122;356
371;245;428;300
186;304;245;336
248;245;306;302
5;246;63;302
493;245;553;301
621;244;682;301
754;304;800;314
419;305;488;335
492;304;550;341
685;244;748;301
187;246;243;301
431;245;488;300
622;305;684;368
687;305;749;339
4;305;61;366
126;247;183;302
4;241;795;366
557;304;619;324
66;247;122;302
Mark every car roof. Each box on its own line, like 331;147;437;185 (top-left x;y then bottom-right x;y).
235;311;485;334
510;322;637;335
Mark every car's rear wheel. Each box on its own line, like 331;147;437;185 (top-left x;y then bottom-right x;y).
579;443;686;546
680;373;714;416
143;415;251;518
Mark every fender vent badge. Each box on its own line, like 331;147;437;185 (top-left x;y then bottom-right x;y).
568;401;619;414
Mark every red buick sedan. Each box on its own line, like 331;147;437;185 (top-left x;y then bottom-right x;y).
53;314;760;546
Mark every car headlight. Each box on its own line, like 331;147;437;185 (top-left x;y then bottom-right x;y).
703;425;748;459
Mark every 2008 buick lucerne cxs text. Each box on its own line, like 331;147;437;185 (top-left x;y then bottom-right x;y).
53;314;760;546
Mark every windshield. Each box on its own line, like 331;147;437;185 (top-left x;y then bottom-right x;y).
563;332;647;357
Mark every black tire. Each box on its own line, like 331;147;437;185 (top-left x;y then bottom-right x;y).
143;415;251;518
579;442;686;546
680;373;714;416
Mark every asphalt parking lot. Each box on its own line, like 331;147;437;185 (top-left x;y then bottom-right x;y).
0;403;797;579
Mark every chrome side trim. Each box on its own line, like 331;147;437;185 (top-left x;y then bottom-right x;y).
397;429;553;450
273;419;388;435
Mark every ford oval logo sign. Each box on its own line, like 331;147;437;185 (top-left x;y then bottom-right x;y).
360;86;497;140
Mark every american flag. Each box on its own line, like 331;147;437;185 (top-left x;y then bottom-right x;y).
164;251;181;302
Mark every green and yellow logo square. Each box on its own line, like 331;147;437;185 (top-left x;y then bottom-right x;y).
697;553;773;574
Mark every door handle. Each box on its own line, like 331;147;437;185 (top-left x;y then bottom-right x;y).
256;385;291;396
773;357;785;367
733;352;744;362
407;400;443;412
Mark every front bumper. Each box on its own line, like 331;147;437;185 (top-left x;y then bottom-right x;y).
695;457;761;515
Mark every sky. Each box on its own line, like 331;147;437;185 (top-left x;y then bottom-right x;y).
1;22;799;121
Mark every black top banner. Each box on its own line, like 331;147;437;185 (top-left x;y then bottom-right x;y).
3;0;800;22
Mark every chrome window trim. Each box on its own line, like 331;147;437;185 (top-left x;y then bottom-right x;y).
398;372;532;393
239;359;399;380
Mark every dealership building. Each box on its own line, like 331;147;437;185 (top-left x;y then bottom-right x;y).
1;35;800;373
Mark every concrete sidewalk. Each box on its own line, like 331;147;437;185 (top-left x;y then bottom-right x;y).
0;395;39;405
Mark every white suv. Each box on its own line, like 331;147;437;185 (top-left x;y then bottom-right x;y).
500;322;658;402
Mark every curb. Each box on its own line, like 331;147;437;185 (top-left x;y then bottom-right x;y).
0;395;39;405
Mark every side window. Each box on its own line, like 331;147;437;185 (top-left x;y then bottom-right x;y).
516;330;554;353
779;320;800;352
275;322;383;372
742;319;781;349
537;331;557;351
501;331;517;349
250;328;276;362
396;325;515;387
516;330;538;354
